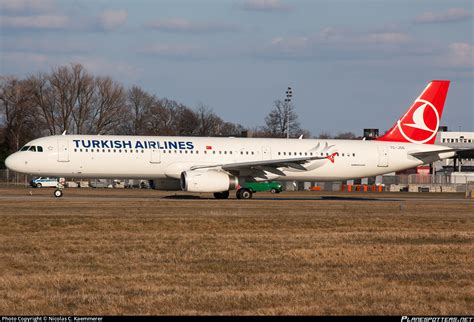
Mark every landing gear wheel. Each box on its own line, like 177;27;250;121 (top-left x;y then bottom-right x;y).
236;188;253;200
213;191;230;199
54;189;63;198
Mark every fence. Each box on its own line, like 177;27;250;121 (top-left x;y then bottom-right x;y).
0;169;33;186
0;169;150;188
384;174;474;185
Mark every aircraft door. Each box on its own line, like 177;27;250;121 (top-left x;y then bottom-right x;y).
150;148;161;164
57;140;69;162
262;146;272;160
377;145;389;167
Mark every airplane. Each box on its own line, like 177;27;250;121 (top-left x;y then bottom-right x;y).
5;80;459;199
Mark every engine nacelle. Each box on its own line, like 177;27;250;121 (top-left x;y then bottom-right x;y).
180;170;239;193
151;179;181;190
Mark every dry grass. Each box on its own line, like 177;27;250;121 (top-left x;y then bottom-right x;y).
0;187;472;315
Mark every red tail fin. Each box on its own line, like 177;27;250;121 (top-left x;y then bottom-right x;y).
376;80;450;144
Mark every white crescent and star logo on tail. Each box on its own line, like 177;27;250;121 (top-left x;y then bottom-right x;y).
396;99;439;144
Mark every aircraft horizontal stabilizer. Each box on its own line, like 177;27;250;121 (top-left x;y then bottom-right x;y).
408;148;458;163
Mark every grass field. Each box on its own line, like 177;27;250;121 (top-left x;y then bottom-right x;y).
0;187;472;315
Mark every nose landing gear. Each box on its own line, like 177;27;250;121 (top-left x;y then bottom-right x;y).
54;179;65;198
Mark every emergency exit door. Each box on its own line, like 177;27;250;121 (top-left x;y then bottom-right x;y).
262;146;272;160
377;145;389;167
150;148;161;163
57;140;69;162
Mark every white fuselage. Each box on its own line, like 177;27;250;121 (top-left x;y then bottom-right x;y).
5;135;454;182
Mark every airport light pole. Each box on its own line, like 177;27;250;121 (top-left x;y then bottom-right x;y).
285;87;293;139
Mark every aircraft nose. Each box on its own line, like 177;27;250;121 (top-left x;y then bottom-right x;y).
5;153;25;173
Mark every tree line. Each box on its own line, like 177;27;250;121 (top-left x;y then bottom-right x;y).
0;63;356;166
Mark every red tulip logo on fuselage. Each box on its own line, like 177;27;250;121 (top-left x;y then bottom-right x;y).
396;99;439;144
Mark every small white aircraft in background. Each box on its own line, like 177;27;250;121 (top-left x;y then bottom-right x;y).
5;80;458;199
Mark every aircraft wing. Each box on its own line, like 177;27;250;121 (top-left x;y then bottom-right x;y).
190;155;329;173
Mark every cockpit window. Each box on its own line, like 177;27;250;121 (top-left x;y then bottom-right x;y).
29;146;36;152
20;146;30;151
37;146;43;152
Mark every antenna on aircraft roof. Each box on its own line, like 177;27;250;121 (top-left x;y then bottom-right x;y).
298;134;303;139
61;131;66;135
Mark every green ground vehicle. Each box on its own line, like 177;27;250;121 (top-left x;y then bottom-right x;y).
242;181;283;194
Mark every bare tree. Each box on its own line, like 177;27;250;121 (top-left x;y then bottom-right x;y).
126;86;155;135
0;76;36;151
71;66;95;134
28;64;94;135
173;104;199;135
196;104;223;136
317;132;332;139
264;99;301;138
88;76;126;134
48;64;86;133
334;132;357;139
28;73;58;135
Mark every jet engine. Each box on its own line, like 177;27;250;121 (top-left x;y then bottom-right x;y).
180;170;238;192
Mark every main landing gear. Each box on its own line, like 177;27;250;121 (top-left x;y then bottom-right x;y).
236;188;253;200
213;191;230;199
213;189;253;199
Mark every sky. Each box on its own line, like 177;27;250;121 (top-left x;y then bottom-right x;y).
1;0;473;136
